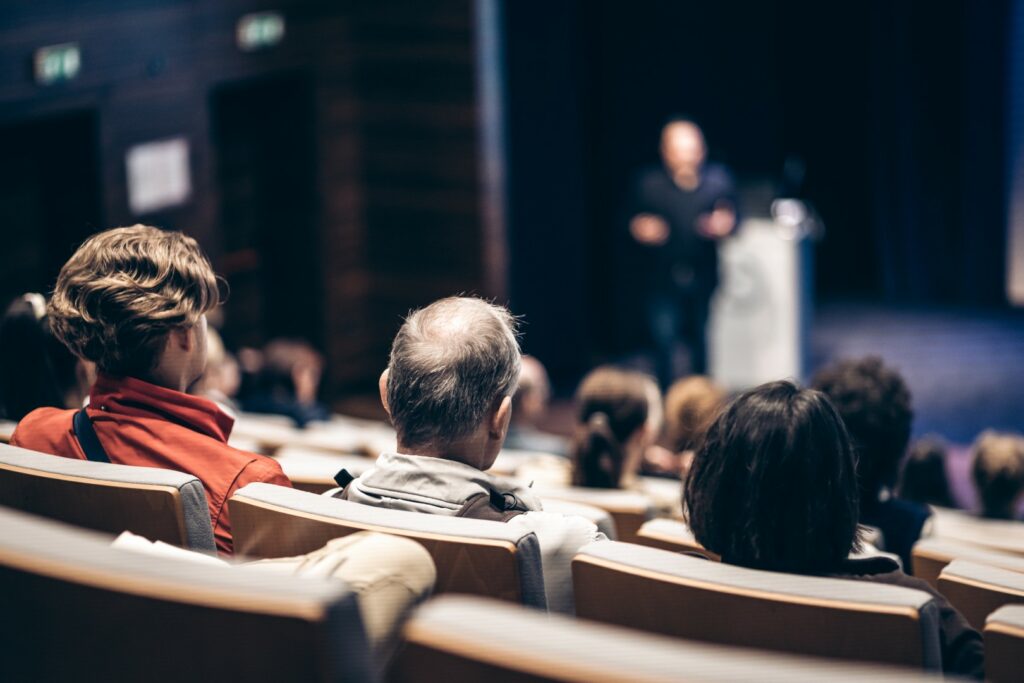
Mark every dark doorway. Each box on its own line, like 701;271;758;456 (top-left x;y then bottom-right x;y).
0;110;102;309
210;72;320;350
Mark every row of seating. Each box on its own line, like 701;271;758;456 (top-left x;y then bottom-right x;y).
5;439;1024;677
224;412;669;545
3;501;1023;682
229;425;668;544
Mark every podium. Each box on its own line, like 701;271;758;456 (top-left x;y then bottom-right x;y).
708;217;811;391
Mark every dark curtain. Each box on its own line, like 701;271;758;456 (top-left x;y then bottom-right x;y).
868;0;1009;305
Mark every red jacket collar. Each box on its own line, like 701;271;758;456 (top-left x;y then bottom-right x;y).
89;373;235;442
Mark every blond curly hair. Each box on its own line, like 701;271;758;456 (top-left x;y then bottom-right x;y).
48;225;220;377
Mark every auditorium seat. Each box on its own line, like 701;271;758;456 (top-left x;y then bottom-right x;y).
929;507;1024;556
229;482;546;608
635;518;719;560
0;442;215;552
230;411;397;457
984;605;1024;683
299;415;397;456
390;595;939;683
912;537;1024;588
490;447;564;478
272;446;376;494
0;505;370;682
936;559;1024;630
572;541;942;670
533;486;654;544
228;411;302;453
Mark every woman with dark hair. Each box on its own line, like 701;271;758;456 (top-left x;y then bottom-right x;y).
685;380;983;678
0;293;93;421
572;367;660;489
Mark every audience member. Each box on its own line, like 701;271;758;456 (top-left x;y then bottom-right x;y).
647;374;726;477
114;529;436;670
334;296;605;613
0;293;94;421
10;225;292;554
191;326;241;414
684;380;983;678
239;337;330;427
898;435;957;509
572;366;659;489
504;355;570;456
971;430;1024;520
812;356;926;569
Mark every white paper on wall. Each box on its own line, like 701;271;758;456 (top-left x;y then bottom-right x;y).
125;137;191;215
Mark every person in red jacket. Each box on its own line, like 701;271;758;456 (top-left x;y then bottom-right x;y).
11;225;291;554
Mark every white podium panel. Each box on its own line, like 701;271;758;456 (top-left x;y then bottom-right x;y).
709;219;806;391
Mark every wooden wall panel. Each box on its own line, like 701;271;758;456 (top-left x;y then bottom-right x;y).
0;0;492;397
346;0;488;381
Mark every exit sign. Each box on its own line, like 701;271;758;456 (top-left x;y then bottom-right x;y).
34;43;80;85
237;12;285;52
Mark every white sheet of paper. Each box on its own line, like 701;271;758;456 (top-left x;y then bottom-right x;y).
126;137;192;215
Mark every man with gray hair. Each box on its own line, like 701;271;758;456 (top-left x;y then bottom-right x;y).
336;296;604;613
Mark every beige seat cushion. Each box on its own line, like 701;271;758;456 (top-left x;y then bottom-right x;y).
393;595;942;683
0;443;214;551
573;540;942;670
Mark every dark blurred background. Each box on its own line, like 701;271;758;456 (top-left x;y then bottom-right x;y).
505;0;1010;380
1;0;1022;439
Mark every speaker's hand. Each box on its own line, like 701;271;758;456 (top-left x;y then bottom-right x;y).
630;213;670;246
697;203;736;239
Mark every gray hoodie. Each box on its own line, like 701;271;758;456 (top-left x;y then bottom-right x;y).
345;452;606;613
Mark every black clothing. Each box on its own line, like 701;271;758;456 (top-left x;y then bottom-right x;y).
239;394;330;428
861;496;932;573
627;162;735;384
629;162;736;298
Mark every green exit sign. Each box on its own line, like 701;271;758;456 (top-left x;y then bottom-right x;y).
34;43;80;85
237;12;285;52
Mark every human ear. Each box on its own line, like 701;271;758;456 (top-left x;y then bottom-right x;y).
167;327;193;352
378;369;391;418
490;395;512;440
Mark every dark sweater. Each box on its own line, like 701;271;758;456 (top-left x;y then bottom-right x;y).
860;497;932;572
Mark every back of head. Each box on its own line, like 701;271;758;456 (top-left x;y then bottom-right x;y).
512;355;551;426
259;338;323;404
572;366;654;489
193;326;240;400
685;380;860;573
0;294;82;420
664;375;726;453
971;431;1024;520
386;297;521;452
48;225;219;378
898;435;956;508
811;356;913;501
